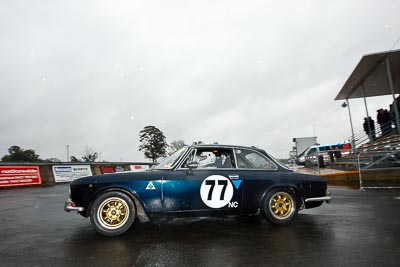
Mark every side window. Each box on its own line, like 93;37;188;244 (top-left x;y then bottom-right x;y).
182;148;235;169
235;149;277;170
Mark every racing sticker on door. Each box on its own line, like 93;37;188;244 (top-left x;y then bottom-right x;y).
200;175;234;208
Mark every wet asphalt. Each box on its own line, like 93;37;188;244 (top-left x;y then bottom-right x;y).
0;184;399;267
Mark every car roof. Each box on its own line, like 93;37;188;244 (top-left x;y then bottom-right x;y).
189;144;266;153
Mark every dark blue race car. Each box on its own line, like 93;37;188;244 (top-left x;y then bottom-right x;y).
65;144;331;236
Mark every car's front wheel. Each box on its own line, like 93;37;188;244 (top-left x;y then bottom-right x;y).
90;191;136;236
261;188;298;225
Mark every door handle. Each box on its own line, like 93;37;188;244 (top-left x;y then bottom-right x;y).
229;174;239;179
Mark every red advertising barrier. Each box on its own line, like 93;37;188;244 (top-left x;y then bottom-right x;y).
100;166;115;174
0;166;42;187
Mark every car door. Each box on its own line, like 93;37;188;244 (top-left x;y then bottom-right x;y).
162;147;243;215
233;148;280;213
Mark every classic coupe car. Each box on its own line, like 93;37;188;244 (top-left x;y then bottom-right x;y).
65;144;331;236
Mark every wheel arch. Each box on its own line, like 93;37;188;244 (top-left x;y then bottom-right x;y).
85;186;149;222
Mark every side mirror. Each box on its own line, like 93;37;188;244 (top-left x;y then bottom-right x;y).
187;162;199;170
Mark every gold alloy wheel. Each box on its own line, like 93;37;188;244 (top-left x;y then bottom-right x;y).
98;198;129;228
269;192;293;219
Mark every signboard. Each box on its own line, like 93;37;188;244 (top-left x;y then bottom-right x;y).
52;165;92;183
100;166;125;174
100;166;115;174
0;166;42;187
115;166;125;172
130;165;150;172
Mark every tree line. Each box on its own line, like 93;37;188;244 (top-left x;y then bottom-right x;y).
1;126;185;163
0;145;101;163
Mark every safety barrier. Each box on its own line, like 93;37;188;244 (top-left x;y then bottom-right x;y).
0;162;153;188
357;150;400;190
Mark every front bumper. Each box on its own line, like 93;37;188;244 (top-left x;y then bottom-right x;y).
64;198;85;212
304;191;332;203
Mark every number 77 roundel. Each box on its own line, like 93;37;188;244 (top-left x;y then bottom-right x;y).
200;175;234;208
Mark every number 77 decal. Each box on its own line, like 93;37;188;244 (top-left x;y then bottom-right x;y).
200;175;234;208
205;180;228;200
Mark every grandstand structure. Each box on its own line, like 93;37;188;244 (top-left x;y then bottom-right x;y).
307;49;400;188
328;128;400;171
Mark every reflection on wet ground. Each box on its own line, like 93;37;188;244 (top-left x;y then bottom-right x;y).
0;185;400;266
62;214;334;267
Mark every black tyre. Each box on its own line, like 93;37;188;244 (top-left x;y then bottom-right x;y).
261;188;298;225
90;191;136;236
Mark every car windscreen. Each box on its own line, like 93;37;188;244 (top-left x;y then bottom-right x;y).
154;146;188;169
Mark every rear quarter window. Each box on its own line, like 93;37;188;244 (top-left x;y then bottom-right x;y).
235;149;277;170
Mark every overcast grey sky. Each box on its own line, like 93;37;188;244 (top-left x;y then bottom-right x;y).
1;0;400;162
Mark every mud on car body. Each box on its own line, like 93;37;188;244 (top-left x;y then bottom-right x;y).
65;144;331;236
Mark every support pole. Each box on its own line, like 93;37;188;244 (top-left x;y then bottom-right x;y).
362;83;371;119
385;57;400;135
362;83;374;141
66;145;70;162
346;99;357;153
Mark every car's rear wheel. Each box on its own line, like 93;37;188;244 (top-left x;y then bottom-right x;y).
90;191;136;236
261;188;298;225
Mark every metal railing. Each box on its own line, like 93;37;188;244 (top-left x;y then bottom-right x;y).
299;124;400;188
304;148;355;174
357;150;400;190
352;122;395;149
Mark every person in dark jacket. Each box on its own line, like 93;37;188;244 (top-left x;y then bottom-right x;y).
363;117;376;142
377;108;392;137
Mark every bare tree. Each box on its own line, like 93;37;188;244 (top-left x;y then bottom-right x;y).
168;140;186;155
82;146;98;162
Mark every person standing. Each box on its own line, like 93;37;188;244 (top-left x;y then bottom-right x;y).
377;108;392;137
363;117;376;142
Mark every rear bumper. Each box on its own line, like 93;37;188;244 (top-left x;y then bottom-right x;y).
64;198;85;212
304;191;332;203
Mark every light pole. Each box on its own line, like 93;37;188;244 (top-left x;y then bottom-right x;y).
66;145;70;162
342;100;357;153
